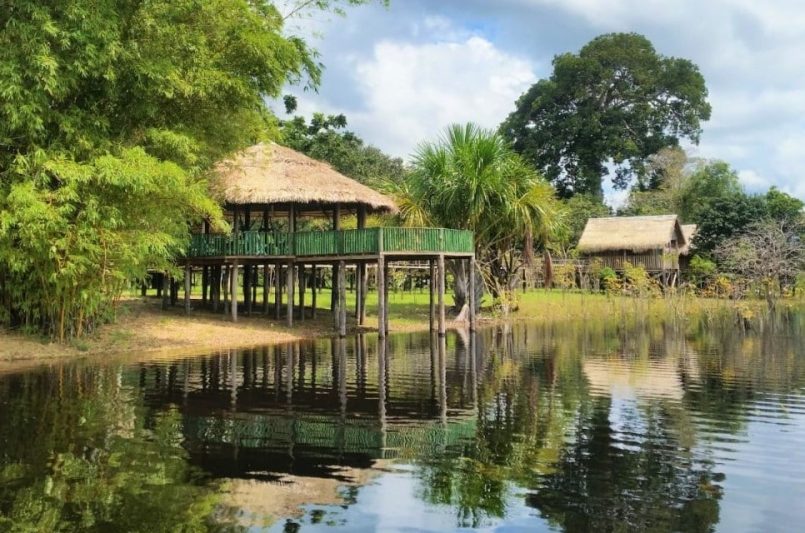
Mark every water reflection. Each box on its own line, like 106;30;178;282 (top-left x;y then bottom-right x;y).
1;313;804;531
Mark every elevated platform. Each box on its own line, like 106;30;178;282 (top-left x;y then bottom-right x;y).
187;227;474;262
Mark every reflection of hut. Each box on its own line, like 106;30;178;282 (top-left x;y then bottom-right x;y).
679;224;698;270
583;351;700;401
577;215;687;286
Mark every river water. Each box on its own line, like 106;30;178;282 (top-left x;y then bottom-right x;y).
1;314;804;532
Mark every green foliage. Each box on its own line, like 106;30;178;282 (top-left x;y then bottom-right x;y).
554;195;610;252
599;267;620;293
501;33;711;197
622;261;658;296
688;255;718;289
280;113;405;184
382;123;561;309
0;0;373;339
765;187;804;222
693;194;768;256
676;161;743;222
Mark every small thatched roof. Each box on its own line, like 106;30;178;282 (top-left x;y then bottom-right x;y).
680;224;697;255
577;215;686;254
211;142;397;214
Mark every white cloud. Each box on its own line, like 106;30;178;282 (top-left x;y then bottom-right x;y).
283;0;805;199
335;35;536;157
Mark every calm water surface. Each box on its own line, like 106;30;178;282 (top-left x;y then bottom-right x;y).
1;315;804;532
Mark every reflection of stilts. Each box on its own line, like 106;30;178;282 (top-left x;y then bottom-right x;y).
470;331;478;410
337;337;347;459
439;333;447;429
378;335;387;454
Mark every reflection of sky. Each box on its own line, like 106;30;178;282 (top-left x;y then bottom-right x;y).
712;403;805;533
267;467;552;533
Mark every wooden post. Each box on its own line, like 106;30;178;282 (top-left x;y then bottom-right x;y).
215;266;222;313
184;264;191;315
437;254;446;336
311;265;318;318
429;259;436;331
469;256;477;331
244;207;251;315
384;261;390;335
338;260;346;337
274;263;281;319
358;262;367;326
263;264;269;315
377;257;386;338
286;260;294;327
201;266;208;307
230;260;238;322
222;266;229;315
355;262;362;320
331;205;341;314
299;264;306;321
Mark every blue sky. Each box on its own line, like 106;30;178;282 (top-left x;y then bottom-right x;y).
280;0;805;204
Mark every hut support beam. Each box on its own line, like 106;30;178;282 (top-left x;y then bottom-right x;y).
377;257;386;338
299;264;306;321
383;261;390;335
286;261;294;327
263;264;269;315
338;260;346;337
311;266;318;318
429;259;436;331
437;254;446;336
230;260;238;322
469;255;477;331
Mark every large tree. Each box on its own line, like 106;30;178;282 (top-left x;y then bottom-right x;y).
500;33;711;198
0;0;375;339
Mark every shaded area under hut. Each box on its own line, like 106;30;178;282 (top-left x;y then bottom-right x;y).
576;215;687;287
167;143;476;335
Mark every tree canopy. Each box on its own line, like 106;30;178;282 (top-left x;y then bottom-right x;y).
280;113;405;185
383;123;561;310
500;33;711;198
0;0;375;339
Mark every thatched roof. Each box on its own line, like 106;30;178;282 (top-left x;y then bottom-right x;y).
577;215;686;254
211;142;397;214
680;224;697;255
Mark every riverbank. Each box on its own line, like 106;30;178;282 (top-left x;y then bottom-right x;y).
0;289;797;367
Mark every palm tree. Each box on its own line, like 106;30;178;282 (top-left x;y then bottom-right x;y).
381;123;561;312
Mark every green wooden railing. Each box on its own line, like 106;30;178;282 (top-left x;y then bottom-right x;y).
187;227;473;258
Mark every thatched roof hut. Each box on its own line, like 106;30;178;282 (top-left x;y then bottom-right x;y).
680;224;697;256
577;215;686;274
211;142;397;216
577;215;686;254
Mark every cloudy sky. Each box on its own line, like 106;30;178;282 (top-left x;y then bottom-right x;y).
281;0;805;203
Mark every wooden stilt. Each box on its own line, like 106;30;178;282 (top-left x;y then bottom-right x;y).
338;260;347;337
244;264;251;315
299;264;306;321
429;259;436;331
212;266;220;313
383;261;390;335
274;263;281;319
222;266;229;315
286;261;294;327
355;262;363;320
469;256;477;331
230;260;238;322
311;265;318;318
201;266;209;307
184;264;191;315
377;257;386;338
437;254;446;336
262;264;269;315
358;262;367;326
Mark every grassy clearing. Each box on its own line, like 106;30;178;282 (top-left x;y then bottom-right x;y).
1;285;801;366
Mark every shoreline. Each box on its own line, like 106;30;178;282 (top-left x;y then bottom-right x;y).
1;292;795;373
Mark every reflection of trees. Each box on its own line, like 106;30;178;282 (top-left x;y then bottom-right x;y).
527;397;721;532
0;365;233;532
